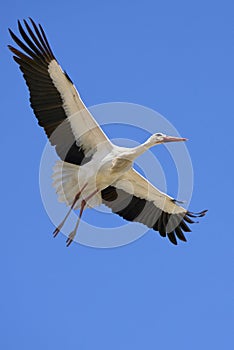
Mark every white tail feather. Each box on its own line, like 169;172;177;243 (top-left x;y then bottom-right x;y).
52;161;81;206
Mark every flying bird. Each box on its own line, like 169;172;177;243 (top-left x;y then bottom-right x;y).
8;19;207;246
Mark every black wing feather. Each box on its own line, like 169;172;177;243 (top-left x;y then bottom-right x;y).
8;19;88;166
102;186;207;245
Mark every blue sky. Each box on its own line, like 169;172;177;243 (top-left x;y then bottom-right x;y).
1;1;234;349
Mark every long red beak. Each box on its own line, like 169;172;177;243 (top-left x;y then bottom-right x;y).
162;135;188;143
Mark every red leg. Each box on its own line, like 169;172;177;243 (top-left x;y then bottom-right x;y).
53;183;88;237
66;199;86;247
66;189;99;247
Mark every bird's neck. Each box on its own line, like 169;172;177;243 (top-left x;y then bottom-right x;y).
124;141;152;161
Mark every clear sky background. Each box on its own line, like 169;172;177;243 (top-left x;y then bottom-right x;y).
1;1;234;349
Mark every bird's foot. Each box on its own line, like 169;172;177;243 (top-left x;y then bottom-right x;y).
53;223;64;237
66;230;77;247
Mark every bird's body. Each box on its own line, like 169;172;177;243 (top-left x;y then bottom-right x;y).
52;143;134;209
8;19;207;246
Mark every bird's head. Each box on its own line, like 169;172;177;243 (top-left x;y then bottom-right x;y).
147;133;188;146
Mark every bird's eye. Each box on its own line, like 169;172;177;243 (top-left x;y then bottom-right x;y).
155;133;163;137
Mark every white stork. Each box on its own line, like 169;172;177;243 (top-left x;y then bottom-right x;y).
8;19;207;246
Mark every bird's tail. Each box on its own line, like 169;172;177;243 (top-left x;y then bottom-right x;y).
52;160;81;206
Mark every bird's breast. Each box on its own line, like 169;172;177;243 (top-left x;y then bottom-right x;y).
79;151;133;191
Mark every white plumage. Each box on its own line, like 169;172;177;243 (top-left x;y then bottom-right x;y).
9;18;207;246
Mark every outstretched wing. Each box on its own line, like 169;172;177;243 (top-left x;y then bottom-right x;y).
101;168;207;245
8;18;112;165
